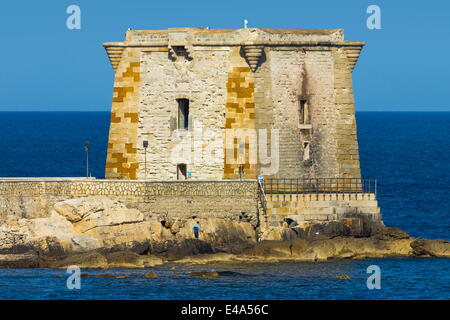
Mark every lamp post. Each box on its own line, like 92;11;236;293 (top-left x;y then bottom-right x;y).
84;141;90;178
238;141;245;181
143;140;148;179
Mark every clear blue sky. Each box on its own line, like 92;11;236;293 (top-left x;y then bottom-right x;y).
0;0;449;111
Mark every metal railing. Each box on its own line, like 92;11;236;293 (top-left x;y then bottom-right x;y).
262;178;377;195
257;179;268;212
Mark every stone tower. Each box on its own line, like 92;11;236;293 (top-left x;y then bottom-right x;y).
104;28;363;181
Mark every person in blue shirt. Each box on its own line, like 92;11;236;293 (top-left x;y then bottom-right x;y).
193;221;200;239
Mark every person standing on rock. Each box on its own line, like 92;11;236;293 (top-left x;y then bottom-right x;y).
193;221;200;239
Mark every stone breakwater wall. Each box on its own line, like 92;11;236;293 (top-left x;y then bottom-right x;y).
0;178;381;228
0;179;259;224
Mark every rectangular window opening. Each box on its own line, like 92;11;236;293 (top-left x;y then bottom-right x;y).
177;99;189;129
299;99;309;125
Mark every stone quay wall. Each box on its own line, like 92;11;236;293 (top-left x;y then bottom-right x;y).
0;179;259;224
0;178;381;229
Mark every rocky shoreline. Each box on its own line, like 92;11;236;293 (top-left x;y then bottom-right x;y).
1;196;449;269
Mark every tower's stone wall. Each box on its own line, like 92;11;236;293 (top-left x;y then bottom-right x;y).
333;48;361;178
103;28;364;181
105;48;141;179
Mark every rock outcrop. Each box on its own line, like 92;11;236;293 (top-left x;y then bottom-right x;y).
260;216;384;242
148;217;256;253
410;239;450;257
44;251;109;269
143;272;158;278
188;271;220;279
0;195;449;268
0;253;40;268
41;250;165;269
0;196;154;255
105;251;164;268
0;196;258;267
0;217;98;256
53;196;152;251
149;239;214;260
244;237;415;261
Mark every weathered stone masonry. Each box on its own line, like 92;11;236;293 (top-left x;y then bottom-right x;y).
105;47;141;180
0;179;381;229
103;28;364;181
0;179;258;224
0;29;380;234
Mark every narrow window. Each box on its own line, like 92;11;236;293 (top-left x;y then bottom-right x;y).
177;163;187;180
299;99;309;124
303;141;310;161
177;99;189;129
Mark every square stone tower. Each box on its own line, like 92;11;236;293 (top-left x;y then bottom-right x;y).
104;28;364;181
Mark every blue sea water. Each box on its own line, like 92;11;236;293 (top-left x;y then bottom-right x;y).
0;259;448;300
0;111;449;300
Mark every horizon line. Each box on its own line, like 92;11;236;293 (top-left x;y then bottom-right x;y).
0;109;449;112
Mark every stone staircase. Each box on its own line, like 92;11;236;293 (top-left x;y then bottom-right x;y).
265;193;381;227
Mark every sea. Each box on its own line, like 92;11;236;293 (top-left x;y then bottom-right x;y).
0;111;448;300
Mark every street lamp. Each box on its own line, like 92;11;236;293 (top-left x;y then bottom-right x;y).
238;141;245;180
143;140;148;179
84;141;90;178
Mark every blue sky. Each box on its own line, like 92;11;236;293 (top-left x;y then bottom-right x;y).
0;0;449;111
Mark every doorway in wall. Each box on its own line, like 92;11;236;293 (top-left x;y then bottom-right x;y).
177;163;187;180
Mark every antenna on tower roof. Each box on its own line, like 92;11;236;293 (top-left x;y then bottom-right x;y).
244;19;248;28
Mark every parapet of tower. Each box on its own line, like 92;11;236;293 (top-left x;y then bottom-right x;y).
103;28;364;180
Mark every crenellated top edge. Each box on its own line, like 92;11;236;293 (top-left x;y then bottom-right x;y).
102;28;364;72
103;28;357;46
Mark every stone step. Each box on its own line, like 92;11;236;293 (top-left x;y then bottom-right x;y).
267;206;380;215
266;210;382;225
267;200;379;209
